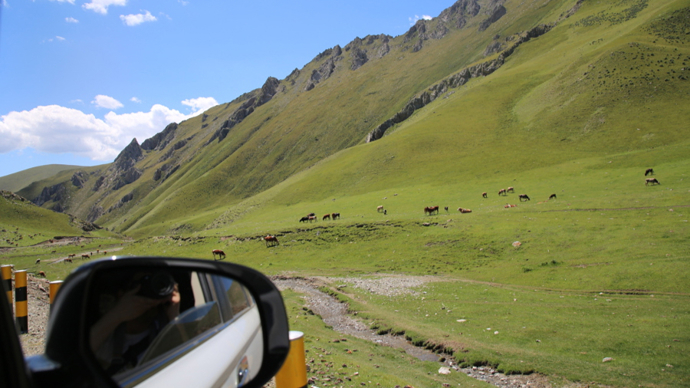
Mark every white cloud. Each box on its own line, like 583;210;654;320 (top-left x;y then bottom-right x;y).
65;17;79;23
130;97;141;103
92;95;124;110
0;98;217;161
181;97;218;115
82;0;126;15
56;36;66;41
409;14;433;25
178;0;188;5
51;0;75;4
120;10;157;26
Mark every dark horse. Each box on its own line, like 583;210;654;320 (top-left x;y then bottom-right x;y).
645;178;660;186
212;249;226;261
424;206;440;215
519;194;531;202
645;168;654;176
549;194;557;200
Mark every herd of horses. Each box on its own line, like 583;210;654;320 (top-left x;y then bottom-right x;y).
299;212;341;223
210;169;661;259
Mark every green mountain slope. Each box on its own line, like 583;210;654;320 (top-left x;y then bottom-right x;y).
17;0;689;238
0;164;82;193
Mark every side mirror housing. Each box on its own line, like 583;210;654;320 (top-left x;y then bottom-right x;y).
28;257;290;388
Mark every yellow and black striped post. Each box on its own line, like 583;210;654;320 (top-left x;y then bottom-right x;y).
1;265;12;307
49;280;63;313
275;331;308;388
14;270;28;334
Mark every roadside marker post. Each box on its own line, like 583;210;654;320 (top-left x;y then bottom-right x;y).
14;270;28;334
1;265;12;308
275;331;308;388
49;280;63;313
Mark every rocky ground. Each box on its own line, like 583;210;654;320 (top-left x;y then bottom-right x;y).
273;275;557;388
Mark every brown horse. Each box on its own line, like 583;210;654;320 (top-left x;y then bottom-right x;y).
498;189;507;196
265;235;279;247
64;258;72;263
645;178;660;185
645;168;654;176
323;214;331;221
212;249;226;261
331;213;340;220
482;192;488;198
507;186;514;193
424;206;439;215
458;207;472;213
38;271;46;277
81;254;90;259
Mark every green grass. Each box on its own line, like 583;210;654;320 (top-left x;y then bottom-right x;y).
0;164;83;193
2;0;690;386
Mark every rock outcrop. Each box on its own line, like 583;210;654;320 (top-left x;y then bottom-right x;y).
479;0;507;32
141;122;178;151
305;46;343;91
207;76;280;144
71;171;87;188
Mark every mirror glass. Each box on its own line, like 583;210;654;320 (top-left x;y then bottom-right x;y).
85;267;263;387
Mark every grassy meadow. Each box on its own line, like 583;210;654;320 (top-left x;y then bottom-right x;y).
2;0;690;387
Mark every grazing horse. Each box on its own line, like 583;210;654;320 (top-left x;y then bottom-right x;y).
38;271;46;278
507;186;514;193
645;178;660;185
299;216;310;222
482;192;488;198
81;254;90;259
645;168;654;176
331;213;340;220
519;194;531;202
307;213;315;217
444;206;449;212
424;206;439;215
498;189;507;196
64;258;72;263
308;216;317;222
377;205;384;213
264;235;279;247
35;259;40;264
323;214;331;221
549;194;557;200
458;207;472;213
68;254;76;258
212;249;226;261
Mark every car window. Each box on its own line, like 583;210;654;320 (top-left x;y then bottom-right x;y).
216;276;252;316
87;268;251;385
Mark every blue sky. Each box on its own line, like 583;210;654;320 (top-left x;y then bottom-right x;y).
0;0;452;178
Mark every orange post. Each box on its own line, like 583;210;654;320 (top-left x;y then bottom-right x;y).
1;265;12;307
275;331;308;388
49;280;63;313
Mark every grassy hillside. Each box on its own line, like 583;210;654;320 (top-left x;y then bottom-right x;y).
4;1;690;386
0;164;82;193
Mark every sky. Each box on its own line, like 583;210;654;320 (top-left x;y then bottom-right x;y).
0;0;453;178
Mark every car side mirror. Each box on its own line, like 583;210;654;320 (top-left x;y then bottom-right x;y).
27;257;290;388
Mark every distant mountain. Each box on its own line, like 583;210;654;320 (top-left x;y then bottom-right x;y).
17;0;690;236
0;164;84;193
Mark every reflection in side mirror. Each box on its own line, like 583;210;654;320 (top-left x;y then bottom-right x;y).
86;267;264;387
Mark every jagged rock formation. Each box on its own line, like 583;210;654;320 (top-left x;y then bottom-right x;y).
305;46;342;91
141;123;178;151
479;0;507;32
366;22;555;142
208;77;280;144
71;171;88;188
33;183;66;207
